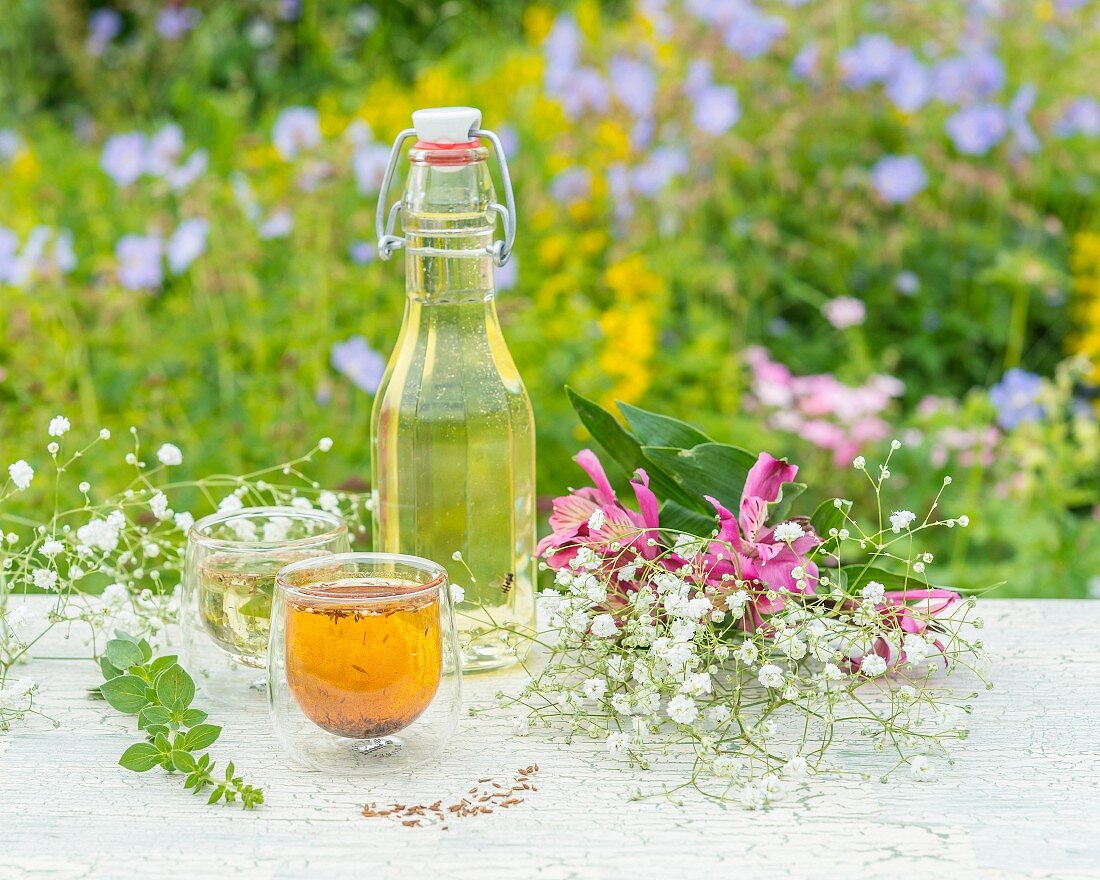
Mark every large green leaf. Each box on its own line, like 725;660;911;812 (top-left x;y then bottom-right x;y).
841;565;943;592
566;387;697;508
617;402;712;449
100;674;150;715
768;481;807;523
641;443;756;512
155;664;196;712
809;498;852;558
658;500;718;537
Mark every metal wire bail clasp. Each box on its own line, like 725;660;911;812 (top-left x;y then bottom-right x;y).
374;126;518;267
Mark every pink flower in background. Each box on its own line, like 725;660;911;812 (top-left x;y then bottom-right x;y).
822;296;867;329
744;347;904;465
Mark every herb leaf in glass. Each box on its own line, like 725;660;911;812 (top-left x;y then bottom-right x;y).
268;552;462;772
181;506;349;705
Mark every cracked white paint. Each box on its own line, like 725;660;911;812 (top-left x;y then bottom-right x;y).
1;598;1098;879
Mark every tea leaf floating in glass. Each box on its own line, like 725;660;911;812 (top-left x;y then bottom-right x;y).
268;553;462;772
180;507;349;706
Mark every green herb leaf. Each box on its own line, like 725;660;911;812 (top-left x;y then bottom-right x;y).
236;595;272;619
106;638;144;671
138;639;153;662
100;674;151;714
809;498;853;558
171;750;198;773
182;723;222;751
119;742;161;773
138;705;172;729
179;708;209;727
148;654;179;678
98;656;121;680
155;663;195;712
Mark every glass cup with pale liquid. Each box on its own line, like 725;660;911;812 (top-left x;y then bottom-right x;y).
180;507;349;705
268;552;462;772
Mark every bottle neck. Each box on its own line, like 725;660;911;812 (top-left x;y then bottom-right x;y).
401;148;497;304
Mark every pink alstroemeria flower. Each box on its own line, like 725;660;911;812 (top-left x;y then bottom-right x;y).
537;449;660;571
701;452;821;597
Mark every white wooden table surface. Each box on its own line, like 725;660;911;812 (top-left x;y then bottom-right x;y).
2;598;1099;879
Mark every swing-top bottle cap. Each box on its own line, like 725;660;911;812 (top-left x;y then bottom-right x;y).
411;107;482;145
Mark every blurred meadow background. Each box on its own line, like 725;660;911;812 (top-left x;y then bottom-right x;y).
0;0;1098;598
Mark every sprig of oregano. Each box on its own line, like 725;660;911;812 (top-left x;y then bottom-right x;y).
94;631;264;808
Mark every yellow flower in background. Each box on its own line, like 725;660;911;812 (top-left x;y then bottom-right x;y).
576;0;602;42
595;120;631;162
596;256;667;406
11;147;39;182
317;95;348;138
523;5;555;43
1070;232;1100;382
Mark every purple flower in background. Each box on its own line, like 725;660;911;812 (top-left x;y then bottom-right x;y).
101;132;148;186
146;123;184;176
0;226;18;284
946;104;1007;155
989;369;1044;429
550;168;592;204
1054;98;1100;138
166;218;208;274
495;124;519;157
631;146;688;196
544;15;581;79
352;142;390;195
495;255;519;291
839;34;900;88
721;3;786;59
53;230;76;275
156;6;201;40
557;67;611;119
685;60;713;92
166;149;208;192
86;8;122;56
278;0;301;21
331;336;386;394
258;209;293;240
791;42;819;81
822;297;867;329
1008;84;1040;154
692;85;741;136
894;271;920;296
871;155;928;204
932;50;1004;105
349;241;376;265
272;107;321;161
610;56;657;119
885;51;931;113
0;130;21;161
115;235;163;291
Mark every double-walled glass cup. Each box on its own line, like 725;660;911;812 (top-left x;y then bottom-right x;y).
181;506;349;704
268;552;462;772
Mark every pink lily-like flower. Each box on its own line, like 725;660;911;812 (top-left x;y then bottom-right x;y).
702;452;821;596
537;449;660;571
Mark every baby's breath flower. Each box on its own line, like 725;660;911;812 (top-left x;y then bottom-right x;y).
666;694;698;724
860;655;888;677
909;755;934;781
31;568;59;591
449;584;465;605
47;442;59;455
757;664;784;689
590;613;618;638
7;460;34;491
78;481;91;493
318;436;334;452
852;455;866;470
156;443;183;466
861;580;885;604
889;509;917;533
772;521;805;543
98;428;111;440
48;416;71;437
39;539;64;557
586;508;607;531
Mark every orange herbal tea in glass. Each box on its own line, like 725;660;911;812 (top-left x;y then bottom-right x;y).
284;579;443;739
